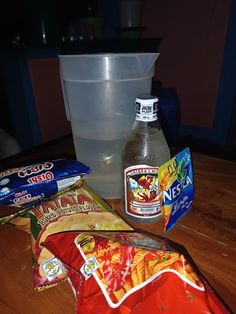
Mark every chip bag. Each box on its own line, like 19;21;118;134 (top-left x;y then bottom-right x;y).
0;158;91;237
43;230;231;314
0;159;133;291
0;159;91;221
26;180;132;290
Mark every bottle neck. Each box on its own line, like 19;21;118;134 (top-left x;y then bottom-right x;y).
132;116;161;131
135;113;158;123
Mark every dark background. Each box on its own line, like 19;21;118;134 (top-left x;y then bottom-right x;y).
0;0;235;161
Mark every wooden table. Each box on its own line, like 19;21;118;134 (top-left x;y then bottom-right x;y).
0;135;235;313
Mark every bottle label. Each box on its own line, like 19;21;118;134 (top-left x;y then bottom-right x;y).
124;165;161;218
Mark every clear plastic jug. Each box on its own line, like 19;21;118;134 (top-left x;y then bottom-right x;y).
58;53;159;198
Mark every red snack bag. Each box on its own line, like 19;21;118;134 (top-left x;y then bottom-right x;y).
28;180;132;290
43;231;231;314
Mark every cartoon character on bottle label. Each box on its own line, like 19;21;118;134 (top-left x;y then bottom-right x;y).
124;165;161;218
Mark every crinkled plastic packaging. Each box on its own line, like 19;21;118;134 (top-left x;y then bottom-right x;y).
158;147;194;234
0;159;90;214
0;159;91;233
43;230;231;314
0;159;133;290
26;180;132;290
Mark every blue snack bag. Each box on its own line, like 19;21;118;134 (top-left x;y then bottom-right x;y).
0;159;91;215
158;147;194;234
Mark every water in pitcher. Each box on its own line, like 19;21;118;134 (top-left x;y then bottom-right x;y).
73;134;125;198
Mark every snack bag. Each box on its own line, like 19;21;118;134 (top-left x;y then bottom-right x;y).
158;147;194;234
43;230;231;314
0;159;91;222
26;180;132;290
0;158;91;234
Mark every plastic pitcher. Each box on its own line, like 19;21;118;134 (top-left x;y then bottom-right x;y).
58;53;159;198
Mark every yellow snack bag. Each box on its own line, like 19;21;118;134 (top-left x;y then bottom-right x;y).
25;179;133;290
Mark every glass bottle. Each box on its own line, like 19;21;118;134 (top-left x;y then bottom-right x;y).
121;95;171;224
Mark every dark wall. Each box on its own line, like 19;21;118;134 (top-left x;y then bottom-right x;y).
0;0;119;45
0;80;13;135
0;0;75;45
142;0;235;144
0;1;24;44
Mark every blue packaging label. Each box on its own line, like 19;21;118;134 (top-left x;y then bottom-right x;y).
0;159;91;212
158;147;194;234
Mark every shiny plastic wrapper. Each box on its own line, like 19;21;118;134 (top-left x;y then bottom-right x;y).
159;147;194;234
26;181;132;290
43;230;231;314
0;159;91;218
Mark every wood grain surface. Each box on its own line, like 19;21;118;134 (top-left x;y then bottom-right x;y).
0;138;235;313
